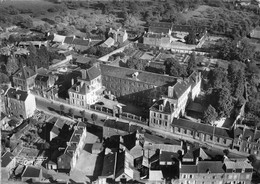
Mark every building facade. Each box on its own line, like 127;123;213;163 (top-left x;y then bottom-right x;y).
149;72;201;131
180;160;253;184
69;66;104;107
12;66;36;91
100;64;177;106
5;88;36;119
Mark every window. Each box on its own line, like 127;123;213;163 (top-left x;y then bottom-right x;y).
165;121;167;127
159;120;162;125
159;114;162;119
153;119;156;124
190;175;192;178
183;174;186;179
223;139;226;144
164;115;168;120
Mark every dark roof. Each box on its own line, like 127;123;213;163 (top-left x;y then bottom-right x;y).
100;64;177;87
72;38;89;46
57;152;72;170
197;161;225;173
104;119;129;132
171;25;192;32
1;151;14;167
22;166;41;178
13;66;35;79
172;80;191;99
234;126;260;142
64;37;74;44
6;88;28;101
172;118;232;139
150;99;174;114
160;151;179;162
86;66;101;81
149;22;172;34
181;161;224;174
183;151;194;159
35;74;49;83
101;152;116;177
51;126;60;135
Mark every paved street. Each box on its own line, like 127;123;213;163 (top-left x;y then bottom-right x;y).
35;95;248;158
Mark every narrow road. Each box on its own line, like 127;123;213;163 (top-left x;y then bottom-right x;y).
35;95;248;158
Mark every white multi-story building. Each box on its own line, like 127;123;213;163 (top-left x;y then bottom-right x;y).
5;88;36;119
68;66;105;107
149;72;201;131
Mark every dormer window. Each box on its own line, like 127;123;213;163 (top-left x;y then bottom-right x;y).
257;138;260;144
159;104;163;111
76;86;80;92
248;136;251;142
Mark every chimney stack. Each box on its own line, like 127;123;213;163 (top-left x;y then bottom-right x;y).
81;69;87;79
168;86;174;98
71;78;74;86
16;94;21;100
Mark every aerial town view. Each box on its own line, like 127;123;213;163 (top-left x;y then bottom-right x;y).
1;0;260;183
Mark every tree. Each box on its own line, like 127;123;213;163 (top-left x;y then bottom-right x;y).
184;30;196;44
223;149;229;156
80;110;86;122
0;72;10;84
6;56;19;75
60;105;65;115
91;113;98;124
215;88;233;118
203;105;218;125
208;67;230;90
164;58;187;77
68;108;74;119
187;52;197;74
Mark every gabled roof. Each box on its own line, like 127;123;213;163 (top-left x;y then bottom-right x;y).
224;160;253;170
72;38;90;46
35;74;49;83
101;152;116;177
21;166;41;178
64;37;74;44
100;64;177;87
150;99;174;114
193;148;211;160
172;80;191;99
149;22;172;34
86;66;101;81
6;88;29;101
104;119;129;132
13;66;36;79
180;161;224;174
103;37;115;47
160;151;179;162
172;118;232;139
1;151;14;168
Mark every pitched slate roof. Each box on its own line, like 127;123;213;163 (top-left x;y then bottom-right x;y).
150;99;174;114
149;22;172;34
35;74;49;83
172;118;232;139
86;66;101;81
6;88;28;101
22;166;41;178
101;152;116;177
14;66;36;79
224;160;253;170
193;148;211;160
1;151;14;168
72;38;90;46
100;64;177;87
172;80;191;99
104;119;129;132
64;37;74;44
160;151;179;162
181;161;225;174
171;25;192;33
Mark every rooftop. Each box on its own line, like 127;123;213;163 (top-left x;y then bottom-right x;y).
1;151;14;168
181;161;225;174
13;66;36;79
22;166;41;178
6;88;29;101
172;118;232;139
100;64;177;86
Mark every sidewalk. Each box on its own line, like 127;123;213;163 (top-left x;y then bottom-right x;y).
35;95;248;158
